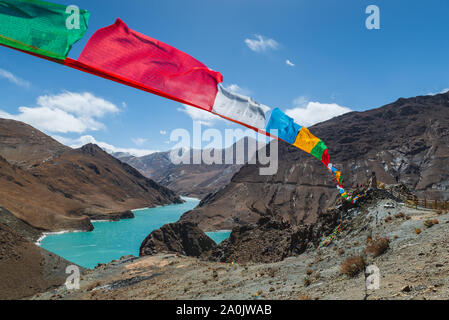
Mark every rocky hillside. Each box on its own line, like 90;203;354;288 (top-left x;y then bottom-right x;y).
115;137;260;198
0;118;182;231
0;207;79;300
0;155;92;231
180;92;449;231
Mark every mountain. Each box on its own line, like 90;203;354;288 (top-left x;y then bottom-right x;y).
0;119;182;231
115;137;261;198
0;119;69;168
180;92;449;231
0;154;91;231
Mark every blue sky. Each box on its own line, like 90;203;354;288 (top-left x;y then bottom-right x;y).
1;0;449;155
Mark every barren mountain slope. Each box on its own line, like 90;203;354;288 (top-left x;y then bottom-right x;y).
0;119;69;168
0;119;182;231
0;219;80;300
0;155;91;230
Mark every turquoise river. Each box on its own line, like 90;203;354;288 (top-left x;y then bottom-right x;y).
39;197;230;269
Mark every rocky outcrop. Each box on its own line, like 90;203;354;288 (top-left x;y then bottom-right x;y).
139;221;216;258
181;92;449;231
208;210;340;264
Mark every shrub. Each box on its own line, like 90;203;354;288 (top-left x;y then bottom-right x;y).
432;218;439;225
414;228;421;235
365;237;390;257
366;235;373;245
306;269;313;276
298;294;311;300
423;219;434;228
436;210;443;215
340;256;366;277
385;216;392;223
303;277;311;287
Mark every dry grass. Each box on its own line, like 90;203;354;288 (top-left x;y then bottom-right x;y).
432;218;439;225
423;219;435;228
267;267;277;278
394;212;405;219
365;237;390;257
340;256;366;277
303;277;311;287
298;294;312;300
306;269;313;276
337;248;345;256
414;228;421;235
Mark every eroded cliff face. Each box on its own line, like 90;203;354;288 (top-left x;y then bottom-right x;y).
181;93;449;231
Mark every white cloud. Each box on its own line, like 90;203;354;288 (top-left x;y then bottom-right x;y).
292;96;308;107
177;104;224;126
285;98;352;127
160;130;167;135
0;91;120;133
286;59;295;67
426;88;449;96
224;84;251;96
131;137;147;146
244;35;278;52
53;135;157;157
0;68;30;88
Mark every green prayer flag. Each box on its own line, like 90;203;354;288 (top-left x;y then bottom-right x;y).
0;0;89;59
310;140;327;160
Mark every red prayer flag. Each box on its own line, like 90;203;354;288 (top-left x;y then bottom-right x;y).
77;18;223;110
